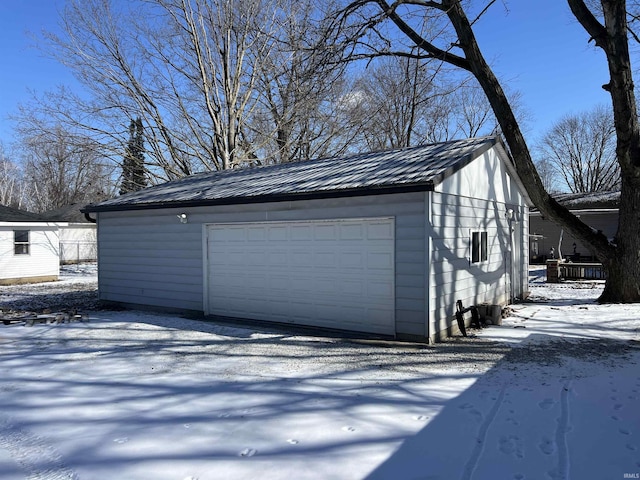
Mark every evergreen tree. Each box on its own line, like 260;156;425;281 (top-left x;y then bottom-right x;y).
120;117;147;195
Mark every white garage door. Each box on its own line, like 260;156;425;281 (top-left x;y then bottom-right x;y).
206;218;395;335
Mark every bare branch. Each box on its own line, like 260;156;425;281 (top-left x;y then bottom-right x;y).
374;0;471;70
567;0;608;47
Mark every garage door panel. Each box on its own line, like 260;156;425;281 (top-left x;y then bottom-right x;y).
368;280;394;299
313;251;337;265
247;227;266;241
369;308;394;327
367;221;394;239
340;279;365;296
291;225;313;240
207;218;395;335
340;251;364;268
314;224;337;240
340;223;364;240
367;251;394;269
268;226;287;240
290;251;312;266
247;251;267;266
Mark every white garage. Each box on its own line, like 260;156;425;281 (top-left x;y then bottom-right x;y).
205;218;395;335
84;136;532;343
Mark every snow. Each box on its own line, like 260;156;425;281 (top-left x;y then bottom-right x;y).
1;266;639;479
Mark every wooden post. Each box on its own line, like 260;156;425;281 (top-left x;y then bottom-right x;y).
546;259;561;283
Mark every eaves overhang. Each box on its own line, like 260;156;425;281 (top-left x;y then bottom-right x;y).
81;181;436;214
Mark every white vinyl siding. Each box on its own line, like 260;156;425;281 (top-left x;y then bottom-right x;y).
429;146;529;339
0;225;60;282
429;193;512;328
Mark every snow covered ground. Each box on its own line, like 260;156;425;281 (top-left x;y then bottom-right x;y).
0;266;639;480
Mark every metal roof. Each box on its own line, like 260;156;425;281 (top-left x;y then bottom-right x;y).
83;136;500;213
530;191;620;213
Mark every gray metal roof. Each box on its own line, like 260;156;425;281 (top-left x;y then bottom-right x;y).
84;136;500;213
0;205;46;222
530;191;620;213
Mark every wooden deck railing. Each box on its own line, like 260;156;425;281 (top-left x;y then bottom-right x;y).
559;262;607;280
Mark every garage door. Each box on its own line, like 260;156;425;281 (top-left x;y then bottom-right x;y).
205;218;395;335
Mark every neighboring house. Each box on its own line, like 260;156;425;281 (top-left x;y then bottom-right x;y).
41;204;98;264
83;136;531;343
0;206;60;285
529;191;620;263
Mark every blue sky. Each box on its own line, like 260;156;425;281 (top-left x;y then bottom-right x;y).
0;0;611;148
0;0;75;146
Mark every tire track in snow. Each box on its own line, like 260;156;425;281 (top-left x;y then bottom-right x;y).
461;386;506;480
0;414;78;480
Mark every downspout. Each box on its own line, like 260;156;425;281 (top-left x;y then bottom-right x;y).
84;212;96;223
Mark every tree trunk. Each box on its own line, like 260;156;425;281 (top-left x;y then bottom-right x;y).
600;176;640;301
371;0;640;302
568;0;640;302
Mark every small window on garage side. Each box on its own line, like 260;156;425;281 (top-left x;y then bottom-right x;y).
471;231;488;263
14;230;30;255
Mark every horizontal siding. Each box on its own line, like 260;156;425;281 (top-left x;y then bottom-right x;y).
97;192;428;337
429;190;519;340
436;147;524;206
99;247;201;260
99;262;201;276
100;285;203;311
0;227;59;281
97;211;204;311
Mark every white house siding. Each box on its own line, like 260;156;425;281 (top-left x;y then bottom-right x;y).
96;192;428;338
58;223;97;263
428;148;529;341
0;224;60;284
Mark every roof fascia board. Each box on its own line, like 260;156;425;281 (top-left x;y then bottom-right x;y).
82;182;435;214
0;222;60;228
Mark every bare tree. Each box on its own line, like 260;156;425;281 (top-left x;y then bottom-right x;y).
248;0;354;163
334;0;640;302
346;55;440;150
0;144;27;209
343;55;505;151
452;85;495;138
38;0;353;177
39;0;278;178
19;127;114;212
533;157;559;193
537;105;620;193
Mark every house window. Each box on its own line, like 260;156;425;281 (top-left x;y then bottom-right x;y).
471;231;488;263
14;230;30;255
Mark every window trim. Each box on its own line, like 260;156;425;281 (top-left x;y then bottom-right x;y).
14;230;30;255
